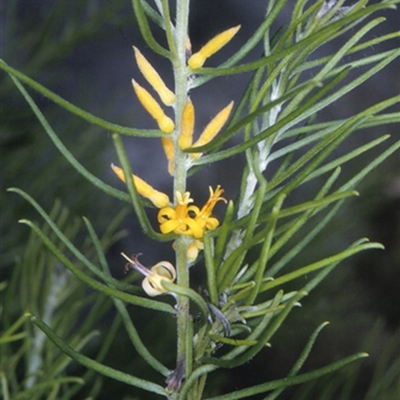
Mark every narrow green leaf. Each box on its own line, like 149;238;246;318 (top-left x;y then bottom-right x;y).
18;219;175;314
338;140;400;192
218;290;284;362
186;79;319;155
7;188;134;293
205;353;368;399
130;0;170;58
29;314;168;396
82;216;137;293
160;0;176;54
194;68;349;164
261;241;384;292
113;299;170;377
0;60;162;138
205;291;307;368
192;1;396;80
247;194;285;305
203;232;219;306
265;322;330;400
142;1;165;28
305;134;390;182
190;0;289;87
214;200;235;270
162;281;209;327
178;365;217;400
112;133;172;242
13;377;85;400
5;74;130;202
208;334;258;347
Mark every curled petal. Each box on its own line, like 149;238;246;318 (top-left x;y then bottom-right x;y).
204;216;220;230
188;25;241;69
183;217;204;239
121;254;176;297
187;204;200;218
151;261;176;281
142;277;164;297
158;207;177;223
142;263;175;297
159;219;181;235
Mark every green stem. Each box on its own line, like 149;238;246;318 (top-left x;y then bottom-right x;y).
173;0;192;396
173;0;190;195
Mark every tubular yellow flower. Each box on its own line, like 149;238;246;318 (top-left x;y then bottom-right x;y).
161;136;175;175
188;25;241;69
133;46;175;106
158;186;226;240
111;164;170;208
178;98;195;150
121;253;176;297
158;191;204;238
190;101;234;159
132;80;175;133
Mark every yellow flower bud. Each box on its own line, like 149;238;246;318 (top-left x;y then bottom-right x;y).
132;80;175;133
111;164;170;208
191;101;234;159
187;240;204;262
133;46;175;106
161;136;175;175
178;98;195;150
188;25;241;69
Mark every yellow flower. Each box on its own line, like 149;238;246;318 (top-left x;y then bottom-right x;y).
121;253;176;297
111;164;170;208
190;101;234;159
132;80;175;133
133;46;175;106
188;25;241;69
158;191;204;238
158;186;226;239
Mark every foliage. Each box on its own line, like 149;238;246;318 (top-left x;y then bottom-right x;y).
1;0;399;399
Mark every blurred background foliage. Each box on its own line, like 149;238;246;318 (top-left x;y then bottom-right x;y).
1;0;399;399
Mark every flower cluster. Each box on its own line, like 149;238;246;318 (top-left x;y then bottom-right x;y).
112;162;226;261
113;25;239;295
130;25;240;174
158;186;227;261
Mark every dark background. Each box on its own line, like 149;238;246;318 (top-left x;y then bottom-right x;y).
1;1;399;399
